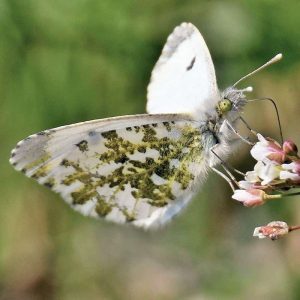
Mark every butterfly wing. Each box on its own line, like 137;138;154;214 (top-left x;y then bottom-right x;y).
147;22;220;117
10;114;209;229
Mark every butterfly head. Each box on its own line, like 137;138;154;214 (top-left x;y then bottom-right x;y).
217;98;232;114
216;86;251;119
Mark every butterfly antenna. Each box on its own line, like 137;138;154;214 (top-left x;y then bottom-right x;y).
233;53;283;87
248;97;284;145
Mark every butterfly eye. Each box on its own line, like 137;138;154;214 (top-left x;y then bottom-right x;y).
217;99;232;114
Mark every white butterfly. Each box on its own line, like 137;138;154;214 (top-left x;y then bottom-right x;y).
9;23;281;229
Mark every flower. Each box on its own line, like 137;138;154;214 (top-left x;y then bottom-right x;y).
280;171;300;183
282;161;300;175
244;161;281;186
257;163;282;185
250;134;286;164
232;189;267;207
260;161;280;185
280;161;300;183
238;180;256;190
253;221;289;240
244;161;263;183
238;180;268;190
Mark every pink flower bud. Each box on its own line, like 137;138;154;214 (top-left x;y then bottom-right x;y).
232;189;266;207
283;139;298;156
253;221;289;240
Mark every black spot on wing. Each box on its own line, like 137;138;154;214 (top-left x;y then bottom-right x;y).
75;140;89;152
186;56;196;71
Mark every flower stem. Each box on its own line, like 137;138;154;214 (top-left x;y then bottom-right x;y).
265;194;282;200
280;191;300;197
289;225;300;232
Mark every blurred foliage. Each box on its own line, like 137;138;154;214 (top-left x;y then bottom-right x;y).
1;0;300;299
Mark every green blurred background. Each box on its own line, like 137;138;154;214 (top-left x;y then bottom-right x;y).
1;1;300;299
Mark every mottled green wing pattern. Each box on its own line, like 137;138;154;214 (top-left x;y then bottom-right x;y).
10;114;209;229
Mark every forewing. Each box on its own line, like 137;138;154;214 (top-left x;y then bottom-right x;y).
147;22;219;116
10;114;207;229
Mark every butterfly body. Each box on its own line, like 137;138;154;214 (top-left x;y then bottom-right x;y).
10;23;249;229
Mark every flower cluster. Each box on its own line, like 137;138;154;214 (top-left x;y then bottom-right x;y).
232;134;300;207
229;133;300;240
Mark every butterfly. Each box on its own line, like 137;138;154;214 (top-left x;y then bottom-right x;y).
9;22;281;229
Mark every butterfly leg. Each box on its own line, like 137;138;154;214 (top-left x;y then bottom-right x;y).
210;145;244;177
237;116;258;137
224;119;255;146
209;146;240;191
211;167;236;192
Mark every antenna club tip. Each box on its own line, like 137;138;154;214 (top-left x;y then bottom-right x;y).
245;86;253;92
274;53;283;61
